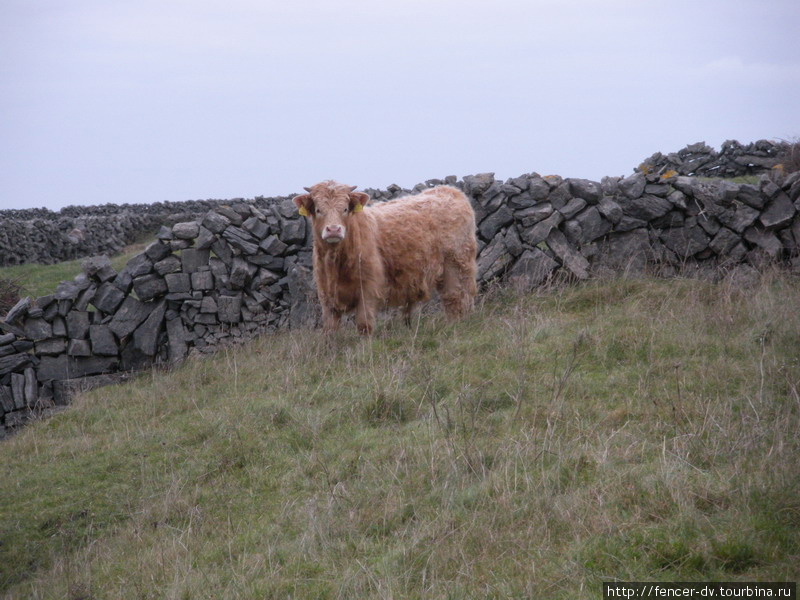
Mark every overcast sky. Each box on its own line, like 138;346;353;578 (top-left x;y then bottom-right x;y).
1;0;799;210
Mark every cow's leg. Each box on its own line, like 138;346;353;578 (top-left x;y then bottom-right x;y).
355;298;377;335
439;256;477;320
321;304;342;334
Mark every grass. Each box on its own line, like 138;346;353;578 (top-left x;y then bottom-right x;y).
0;236;152;300
1;272;799;598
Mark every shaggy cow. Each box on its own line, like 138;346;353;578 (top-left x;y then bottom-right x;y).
293;180;477;334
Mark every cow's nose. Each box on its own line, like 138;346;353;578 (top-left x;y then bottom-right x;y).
326;225;342;235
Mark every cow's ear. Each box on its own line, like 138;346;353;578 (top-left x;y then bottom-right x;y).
293;194;314;217
349;191;370;213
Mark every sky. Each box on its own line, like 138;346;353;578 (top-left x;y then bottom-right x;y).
1;0;799;210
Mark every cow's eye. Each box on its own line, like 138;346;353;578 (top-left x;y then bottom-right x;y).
343;207;349;214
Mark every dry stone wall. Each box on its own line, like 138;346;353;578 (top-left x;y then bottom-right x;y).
638;139;789;178
2;164;800;438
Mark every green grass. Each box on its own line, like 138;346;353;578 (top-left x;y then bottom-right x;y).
0;237;152;300
1;273;799;598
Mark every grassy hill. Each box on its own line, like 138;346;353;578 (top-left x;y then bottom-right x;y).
1;272;798;598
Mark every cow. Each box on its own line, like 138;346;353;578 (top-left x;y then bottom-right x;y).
293;180;478;334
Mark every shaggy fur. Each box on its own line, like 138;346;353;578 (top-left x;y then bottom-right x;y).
293;181;478;334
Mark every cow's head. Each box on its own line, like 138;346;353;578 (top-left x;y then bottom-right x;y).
293;181;370;245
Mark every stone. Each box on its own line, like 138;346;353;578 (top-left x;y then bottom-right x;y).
165;272;191;293
190;270;214;291
507;248;559;291
0;332;14;346
650;211;685;229
222;226;260;254
165;316;188;364
154;255;182;275
67;339;92;357
90;324;118;356
618;173;646;199
66;310;91;339
573;207;612;242
520;211;564;246
528;176;550;201
218;295;242;323
90;282;126;314
644;183;670;197
559;198;587;220
74;284;97;311
548;182;572;209
144;241;171;262
52;373;130;406
54;280;81;301
696;215;721;237
202;210;231;234
718;205;759;233
667;189;687;210
109;297;154;339
504;226;523;257
133;300;166;356
243;216;269;239
0;386;14;413
567;178;601;204
132;274;167;302
759;193;795;230
172;221;200;240
211;238;233;266
195;226;216;250
619;194;672;221
181;248;210;273
24;367;38;406
36;355;119;382
478;205;514;240
462;173;495;196
597;197;623;224
260;235;288;256
156;225;173;240
200;296;218;313
593;228;651;274
24;317;52;341
515;203;554;227
81;255;116;282
35;337;67;355
545;229;589;279
737;184;764;209
278;218;306;246
743;227;782;258
3;296;31;323
11;373;25;409
709;228;741;255
660;225;710;258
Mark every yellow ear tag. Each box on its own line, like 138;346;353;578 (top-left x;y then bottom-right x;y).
353;203;363;213
298;206;309;217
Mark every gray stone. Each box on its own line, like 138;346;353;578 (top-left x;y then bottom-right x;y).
651;211;685;229
260;234;288;256
597;197;623;224
618;173;646;199
644;183;670;197
11;373;25;409
211;238;233;266
24;317;52;341
548;182;572;209
515;203;554;227
181;248;210;273
66;310;90;339
132;274;167;302
504;226;523;257
36;354;119;382
660;225;710;258
172;221;200;240
108;297;153;339
667;189;687;210
696;215;721;237
709;228;741;255
479;205;514;240
200;296;218;313
165;272;191;293
52;373;131;406
74;284;97;311
719;205;759;233
218;294;242;323
568;178;601;204
619;194;672;221
144;241;171;262
222;226;260;254
229;257;256;289
736;184;764;209
0;332;14;346
202;210;231;234
507;248;559;291
0;386;14;413
476;236;513;281
156;225;173;240
89;324;118;356
243;216;269;239
528;176;550;201
759;193;795;230
593;228;652;274
573;207;612;242
154;255;182;275
67;338;92;357
278;218;306;246
744;227;782;258
133;300;166;356
195;226;216;250
4;296;31;323
190;270;214;291
462;173;495;196
559;198;587;220
165;316;188;364
24;367;38;406
545;229;589;279
54;281;81;301
81;255;116;282
35;337;67;355
520;211;564;246
90;282;126;314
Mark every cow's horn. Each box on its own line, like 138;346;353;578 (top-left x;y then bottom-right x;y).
348;185;357;192
303;187;312;192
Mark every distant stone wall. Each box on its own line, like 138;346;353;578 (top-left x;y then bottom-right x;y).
1;163;799;438
638;139;789;178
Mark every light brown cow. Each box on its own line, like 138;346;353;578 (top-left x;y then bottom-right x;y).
293;180;477;334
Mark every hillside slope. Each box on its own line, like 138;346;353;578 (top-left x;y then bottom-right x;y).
1;274;799;599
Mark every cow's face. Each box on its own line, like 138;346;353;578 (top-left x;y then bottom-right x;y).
293;181;370;245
